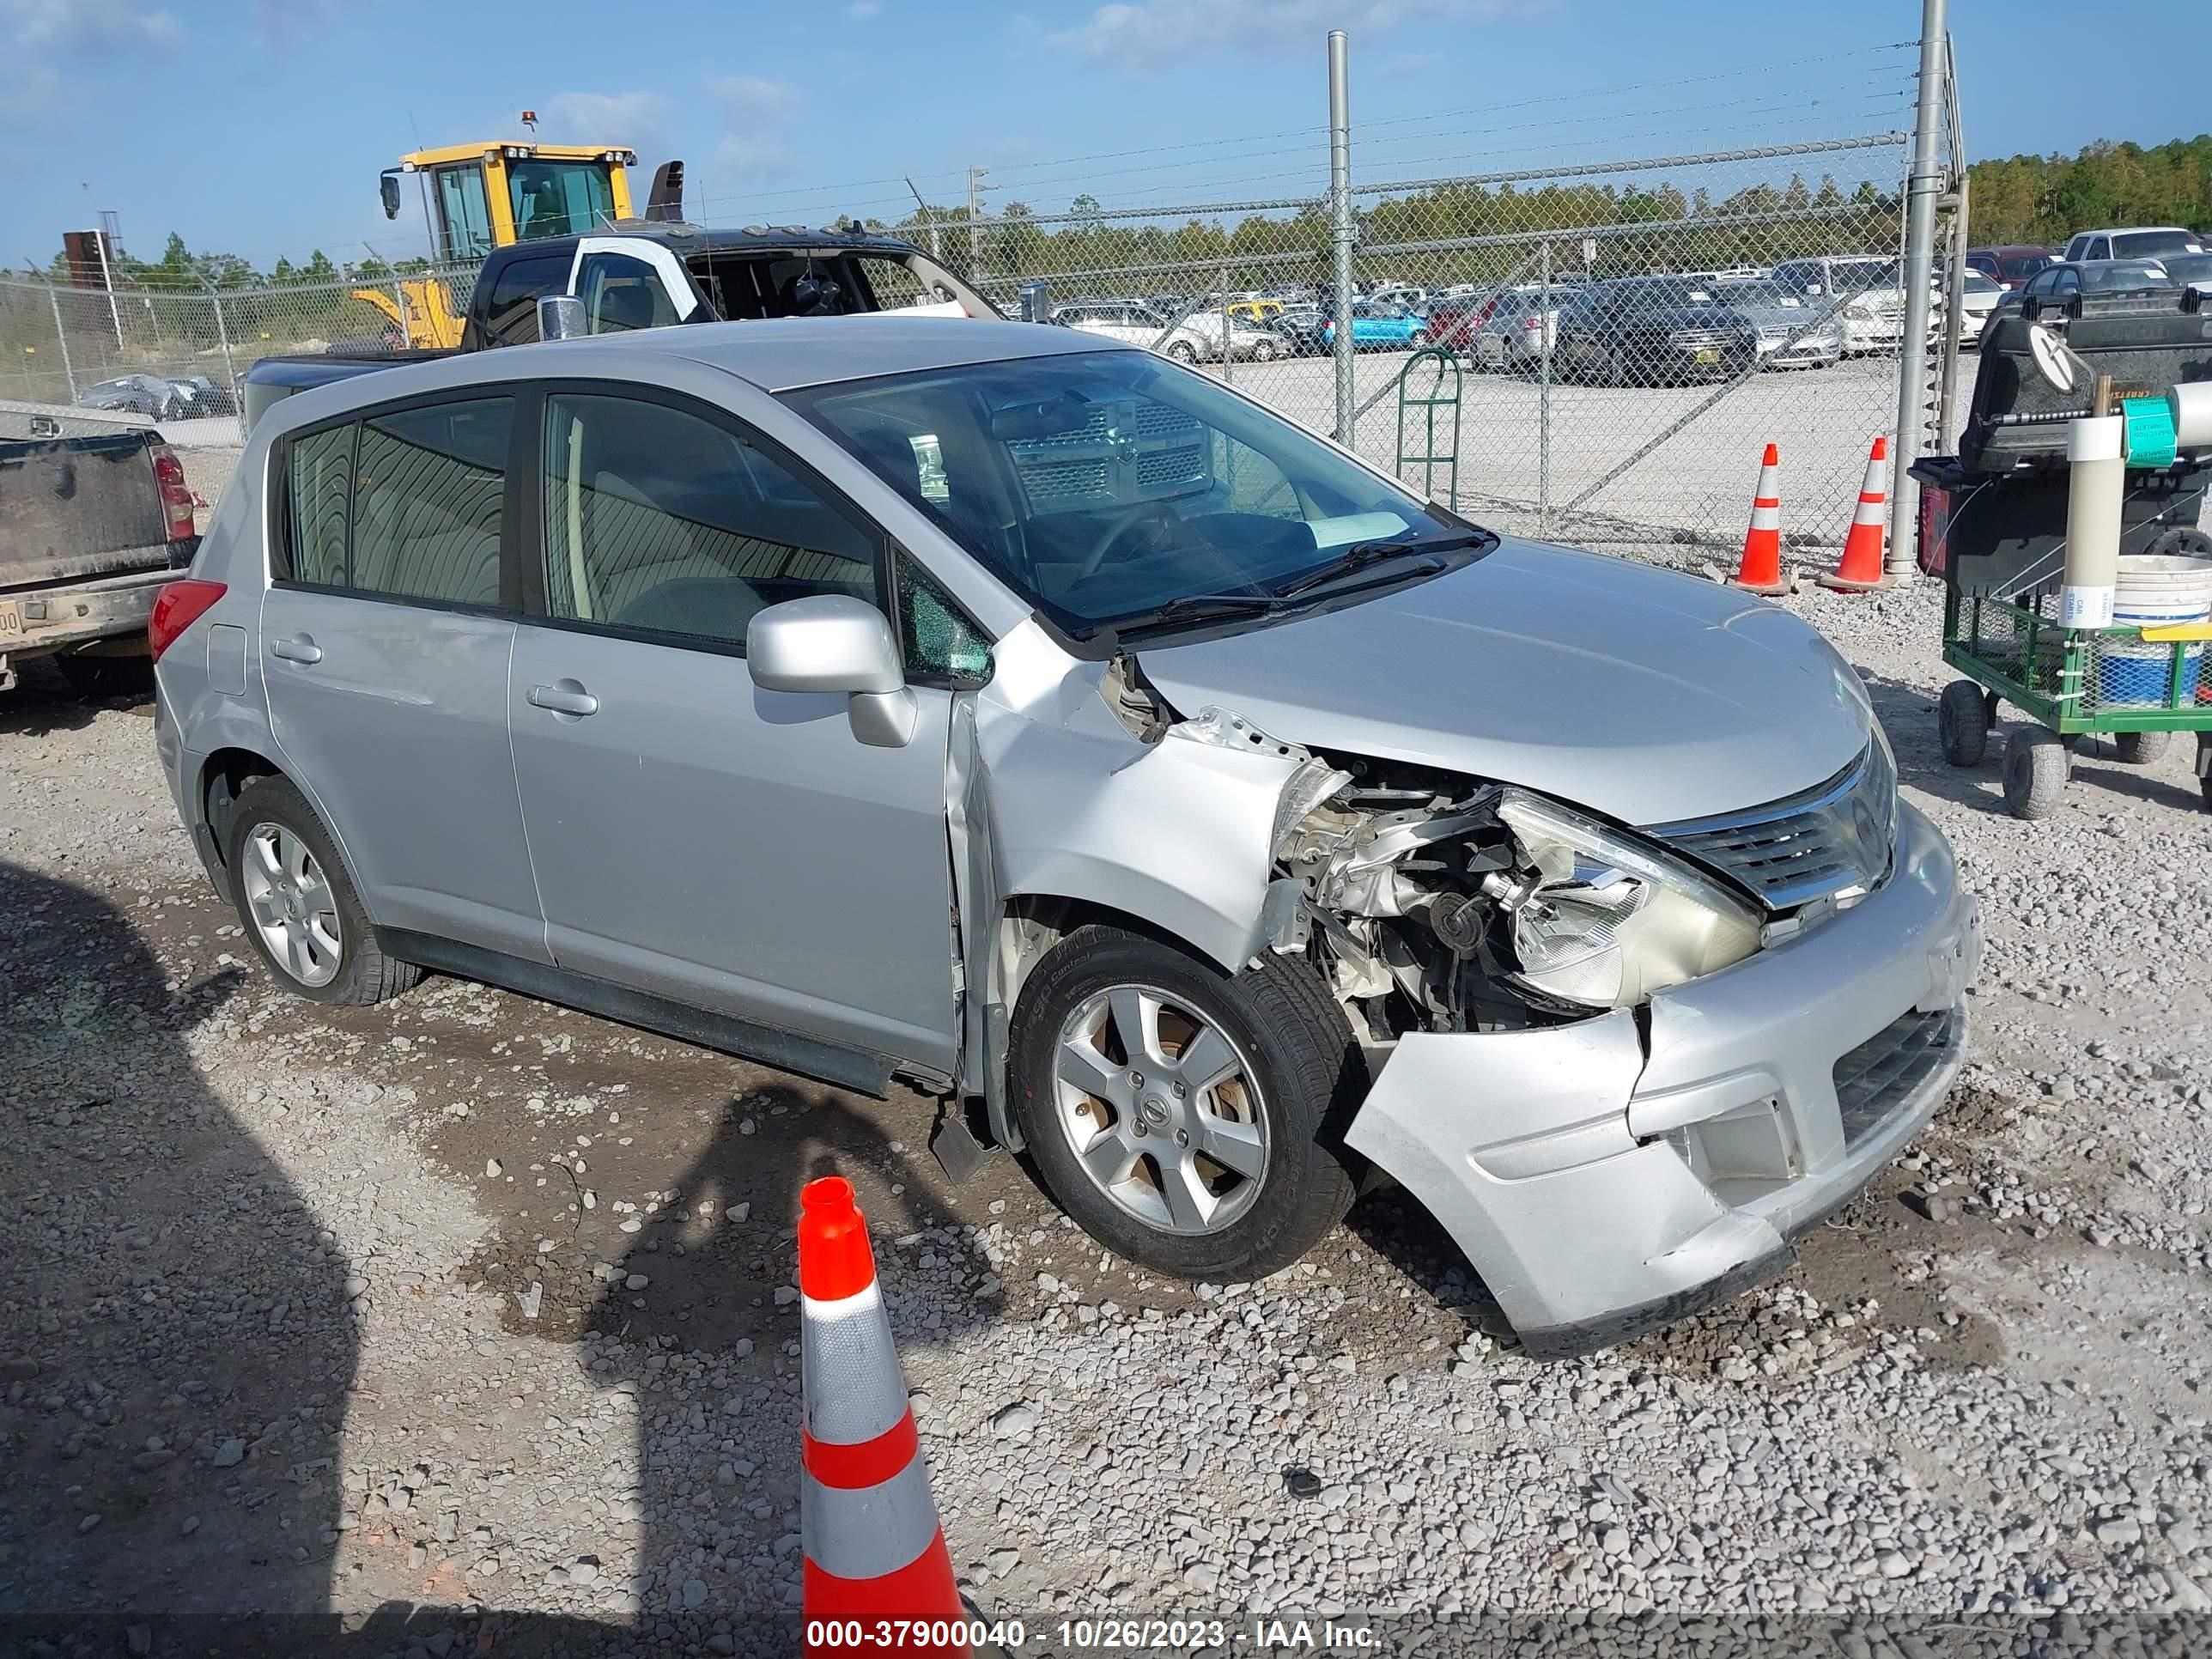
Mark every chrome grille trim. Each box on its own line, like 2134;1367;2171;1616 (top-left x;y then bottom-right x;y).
1647;739;1897;911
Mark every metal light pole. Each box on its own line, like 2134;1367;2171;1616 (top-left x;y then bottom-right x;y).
1328;30;1356;445
1887;0;1948;580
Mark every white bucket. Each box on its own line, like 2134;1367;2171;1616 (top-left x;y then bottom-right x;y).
2113;553;2212;626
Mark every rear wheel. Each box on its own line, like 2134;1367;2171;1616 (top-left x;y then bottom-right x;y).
1166;339;1198;364
224;775;421;1005
1249;336;1277;362
1009;926;1365;1281
1938;680;1990;766
2114;730;2175;765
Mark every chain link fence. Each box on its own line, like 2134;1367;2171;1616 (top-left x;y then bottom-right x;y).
0;263;479;436
962;128;1939;561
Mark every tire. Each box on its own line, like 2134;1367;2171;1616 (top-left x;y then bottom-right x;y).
1249;337;1276;362
2002;728;2069;820
1008;924;1365;1281
57;655;155;702
2114;730;2175;765
1937;679;1990;767
1166;340;1198;364
223;775;421;1006
1408;329;1430;349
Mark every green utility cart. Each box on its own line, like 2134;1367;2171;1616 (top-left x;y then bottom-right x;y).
1936;592;2212;818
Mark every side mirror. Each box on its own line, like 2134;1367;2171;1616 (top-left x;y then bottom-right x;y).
380;172;402;220
745;595;915;748
538;294;588;341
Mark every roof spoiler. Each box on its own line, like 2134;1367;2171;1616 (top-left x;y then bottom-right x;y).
646;160;684;222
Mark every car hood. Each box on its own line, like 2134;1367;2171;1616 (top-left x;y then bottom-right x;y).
1626;305;1751;332
1133;538;1873;826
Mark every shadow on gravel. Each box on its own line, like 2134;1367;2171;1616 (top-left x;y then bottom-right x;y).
0;860;356;1644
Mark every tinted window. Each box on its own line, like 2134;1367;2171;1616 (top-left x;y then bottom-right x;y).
350;399;512;606
1997;254;2052;280
2112;230;2203;260
540;393;877;648
578;252;681;334
483;252;574;344
287;425;354;586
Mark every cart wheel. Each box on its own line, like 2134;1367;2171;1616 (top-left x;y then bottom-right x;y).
1938;680;1990;767
2002;728;2069;820
2113;731;2174;765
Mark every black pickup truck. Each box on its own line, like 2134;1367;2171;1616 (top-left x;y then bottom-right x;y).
1;404;199;694
245;222;996;430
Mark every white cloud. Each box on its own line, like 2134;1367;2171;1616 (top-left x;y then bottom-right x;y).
544;88;667;140
712;74;799;115
714;134;792;181
850;0;881;14
3;0;179;49
1050;0;1480;61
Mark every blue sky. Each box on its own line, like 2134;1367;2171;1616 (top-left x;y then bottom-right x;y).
5;0;2206;273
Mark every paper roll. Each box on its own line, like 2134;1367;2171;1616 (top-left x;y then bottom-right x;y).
2170;380;2212;447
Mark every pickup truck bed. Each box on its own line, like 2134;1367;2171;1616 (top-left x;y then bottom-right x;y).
1;403;198;691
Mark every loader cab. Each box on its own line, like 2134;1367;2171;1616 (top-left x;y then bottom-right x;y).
381;143;639;261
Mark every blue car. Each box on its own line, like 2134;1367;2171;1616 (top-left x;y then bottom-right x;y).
1319;301;1431;351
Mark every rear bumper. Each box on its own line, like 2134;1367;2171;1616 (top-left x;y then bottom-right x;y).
1345;802;1980;1357
0;562;174;660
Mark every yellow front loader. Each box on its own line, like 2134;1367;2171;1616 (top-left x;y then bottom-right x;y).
359;139;640;349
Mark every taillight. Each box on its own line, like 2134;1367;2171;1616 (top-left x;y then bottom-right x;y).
150;444;196;541
148;579;227;661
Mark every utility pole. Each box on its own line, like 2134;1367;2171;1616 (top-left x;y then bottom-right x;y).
1887;0;1948;581
965;166;989;279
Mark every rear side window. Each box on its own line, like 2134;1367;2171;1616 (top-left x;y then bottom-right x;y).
287;426;354;586
350;399;513;607
483;252;575;345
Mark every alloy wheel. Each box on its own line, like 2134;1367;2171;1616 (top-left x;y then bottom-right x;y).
241;823;343;988
1051;983;1270;1235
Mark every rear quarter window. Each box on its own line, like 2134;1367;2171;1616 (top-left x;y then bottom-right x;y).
286;426;354;585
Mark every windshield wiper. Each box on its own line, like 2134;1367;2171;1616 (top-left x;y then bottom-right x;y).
1108;591;1295;635
1272;531;1484;599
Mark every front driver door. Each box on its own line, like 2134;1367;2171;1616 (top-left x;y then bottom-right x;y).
506;385;962;1074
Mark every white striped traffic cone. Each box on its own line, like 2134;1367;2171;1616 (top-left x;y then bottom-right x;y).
799;1176;969;1657
1730;442;1789;594
1819;435;1890;591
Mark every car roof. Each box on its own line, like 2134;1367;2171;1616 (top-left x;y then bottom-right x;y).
497;223;939;262
263;319;1127;431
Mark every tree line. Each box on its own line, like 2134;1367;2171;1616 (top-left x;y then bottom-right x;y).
1966;136;2210;248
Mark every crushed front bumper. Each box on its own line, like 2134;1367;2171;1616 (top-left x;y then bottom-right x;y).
1344;802;1980;1358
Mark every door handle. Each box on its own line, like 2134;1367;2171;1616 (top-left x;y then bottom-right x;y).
526;680;599;717
271;635;322;664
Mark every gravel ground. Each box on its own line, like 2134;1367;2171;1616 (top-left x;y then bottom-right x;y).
6;558;2212;1656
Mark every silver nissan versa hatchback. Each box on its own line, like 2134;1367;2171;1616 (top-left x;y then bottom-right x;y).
152;318;1982;1357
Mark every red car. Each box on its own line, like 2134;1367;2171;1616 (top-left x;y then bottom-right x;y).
1965;246;2057;290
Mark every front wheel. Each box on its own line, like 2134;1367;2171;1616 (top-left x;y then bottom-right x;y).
1008;926;1365;1281
1249;337;1276;362
1938;680;1990;767
1165;339;1198;364
1408;329;1430;349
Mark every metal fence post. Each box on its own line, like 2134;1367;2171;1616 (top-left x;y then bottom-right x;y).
1328;29;1357;445
1538;241;1553;538
208;284;242;440
1219;272;1232;387
44;276;78;401
393;278;411;348
1887;0;1948;580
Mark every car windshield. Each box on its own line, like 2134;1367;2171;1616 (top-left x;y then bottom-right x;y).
1827;259;1903;292
786;348;1476;639
2082;261;2176;292
1609;279;1712;307
1997;253;2054;279
2161;252;2212;284
1963;270;2002;293
2112;230;2203;259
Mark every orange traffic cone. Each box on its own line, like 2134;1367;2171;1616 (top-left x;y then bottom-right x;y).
799;1176;969;1657
1819;436;1891;592
1730;443;1789;594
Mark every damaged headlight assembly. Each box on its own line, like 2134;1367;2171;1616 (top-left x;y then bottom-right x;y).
1482;791;1761;1010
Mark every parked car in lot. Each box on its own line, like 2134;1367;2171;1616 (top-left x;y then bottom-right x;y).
1709;279;1845;368
1952;269;2004;346
1318;301;1430;352
1428;285;1581;370
2156;252;2212;292
164;375;240;419
1768;257;1908;354
1554;277;1760;385
1965;245;2057;289
1055;300;1282;363
149;317;1978;1356
1989;258;2178;324
2060;226;2204;264
77;374;187;421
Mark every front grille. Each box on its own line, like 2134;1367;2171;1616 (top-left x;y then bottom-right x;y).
1667;327;1737;351
1651;739;1897;910
1835;1008;1955;1147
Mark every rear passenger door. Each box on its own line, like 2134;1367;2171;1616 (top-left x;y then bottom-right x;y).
504;386;963;1073
260;394;548;962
